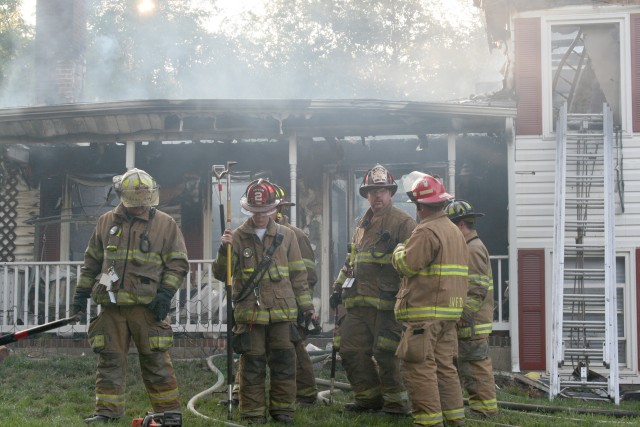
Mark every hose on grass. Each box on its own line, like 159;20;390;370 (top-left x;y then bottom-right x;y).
186;353;246;427
187;350;338;425
187;349;640;424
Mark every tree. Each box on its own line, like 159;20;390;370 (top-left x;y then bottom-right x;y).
217;0;491;100
0;0;35;107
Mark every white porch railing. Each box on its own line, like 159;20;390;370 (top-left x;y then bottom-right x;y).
1;256;510;338
0;260;229;337
491;255;510;331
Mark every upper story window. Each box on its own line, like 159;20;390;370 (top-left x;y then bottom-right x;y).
542;14;629;135
551;22;621;130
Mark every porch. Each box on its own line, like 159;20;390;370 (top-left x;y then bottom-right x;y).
0;257;511;337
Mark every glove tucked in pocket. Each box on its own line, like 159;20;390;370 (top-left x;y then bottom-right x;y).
396;323;430;363
232;323;251;354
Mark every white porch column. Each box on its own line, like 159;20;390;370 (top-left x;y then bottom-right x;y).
289;135;298;226
125;141;136;170
447;133;456;196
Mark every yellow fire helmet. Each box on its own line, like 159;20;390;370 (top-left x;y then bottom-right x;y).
113;168;159;208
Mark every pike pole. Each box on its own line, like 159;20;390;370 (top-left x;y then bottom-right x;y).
0;314;80;346
213;160;237;420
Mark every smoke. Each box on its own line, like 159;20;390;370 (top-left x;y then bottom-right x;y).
0;0;505;107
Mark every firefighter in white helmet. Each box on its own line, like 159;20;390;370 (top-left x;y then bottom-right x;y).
214;179;315;425
392;173;468;427
446;200;498;417
331;164;416;415
72;168;189;424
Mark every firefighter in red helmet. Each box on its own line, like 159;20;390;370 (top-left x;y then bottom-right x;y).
213;179;315;425
331;164;416;415
230;182;320;408
446;200;498;417
392;173;469;427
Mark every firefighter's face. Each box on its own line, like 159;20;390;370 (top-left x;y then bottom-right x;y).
366;187;391;213
251;213;270;228
125;206;148;217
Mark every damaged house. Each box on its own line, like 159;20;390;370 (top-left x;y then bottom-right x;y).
476;0;640;398
0;1;515;360
5;0;640;397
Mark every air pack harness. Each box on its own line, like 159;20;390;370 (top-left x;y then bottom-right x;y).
233;224;283;304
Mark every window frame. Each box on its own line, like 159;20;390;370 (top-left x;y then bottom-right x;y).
541;13;632;137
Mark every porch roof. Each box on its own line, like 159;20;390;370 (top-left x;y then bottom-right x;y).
0;98;516;145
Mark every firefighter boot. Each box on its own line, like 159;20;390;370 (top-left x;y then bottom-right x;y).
83;415;119;424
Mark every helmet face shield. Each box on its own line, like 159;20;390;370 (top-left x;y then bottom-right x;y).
113;168;159;208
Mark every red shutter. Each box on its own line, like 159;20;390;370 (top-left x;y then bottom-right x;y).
631;14;640;132
636;249;640;367
514;18;542;135
518;249;546;370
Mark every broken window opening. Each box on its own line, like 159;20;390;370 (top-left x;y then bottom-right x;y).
551;22;621;130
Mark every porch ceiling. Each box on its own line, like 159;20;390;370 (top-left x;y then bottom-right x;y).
0;99;516;145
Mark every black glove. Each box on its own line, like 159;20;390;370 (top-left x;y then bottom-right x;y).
148;288;173;321
71;288;91;317
329;291;342;309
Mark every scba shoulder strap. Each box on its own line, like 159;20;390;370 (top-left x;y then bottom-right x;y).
233;224;284;303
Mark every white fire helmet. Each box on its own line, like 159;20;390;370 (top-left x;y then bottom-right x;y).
113;168;159;208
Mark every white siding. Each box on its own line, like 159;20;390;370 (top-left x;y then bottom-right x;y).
514;137;557;248
515;134;640;248
615;135;640;247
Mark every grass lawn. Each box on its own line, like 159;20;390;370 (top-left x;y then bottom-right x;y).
1;350;640;426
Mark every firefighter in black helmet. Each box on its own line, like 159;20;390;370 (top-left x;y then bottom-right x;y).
331;164;416;415
447;199;498;417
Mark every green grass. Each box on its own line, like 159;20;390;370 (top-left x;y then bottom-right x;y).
1;351;640;426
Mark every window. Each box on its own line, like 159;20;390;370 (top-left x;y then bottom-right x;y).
66;175;118;261
547;18;625;132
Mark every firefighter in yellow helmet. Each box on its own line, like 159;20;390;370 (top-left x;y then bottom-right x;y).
213;179;315;425
72;168;189;424
331;164;416;415
392;173;468;427
446;200;498;417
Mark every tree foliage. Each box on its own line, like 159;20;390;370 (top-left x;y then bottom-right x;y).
0;0;34;106
1;0;495;105
214;0;491;100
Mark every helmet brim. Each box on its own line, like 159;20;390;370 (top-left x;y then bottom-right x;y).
120;190;159;207
240;196;280;215
451;212;485;222
359;184;398;198
408;191;453;205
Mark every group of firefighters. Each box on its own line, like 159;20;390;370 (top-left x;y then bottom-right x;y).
70;163;498;426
